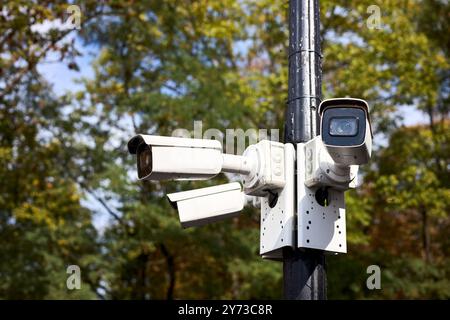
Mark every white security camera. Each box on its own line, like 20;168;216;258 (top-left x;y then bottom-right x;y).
128;134;290;228
167;182;245;228
128;135;286;195
319;98;373;166
128;135;226;180
128;134;259;181
303;98;372;190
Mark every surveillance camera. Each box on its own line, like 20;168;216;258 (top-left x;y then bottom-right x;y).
127;135;223;180
319;98;373;166
167;182;245;228
303;98;372;190
128;135;286;198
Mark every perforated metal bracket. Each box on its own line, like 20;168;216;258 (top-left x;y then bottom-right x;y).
260;143;295;260
297;143;347;253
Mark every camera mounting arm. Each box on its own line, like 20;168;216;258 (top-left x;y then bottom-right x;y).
221;153;255;175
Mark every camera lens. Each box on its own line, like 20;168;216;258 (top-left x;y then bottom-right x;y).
137;144;152;178
329;117;358;136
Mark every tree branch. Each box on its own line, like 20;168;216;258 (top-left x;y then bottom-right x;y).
159;243;176;300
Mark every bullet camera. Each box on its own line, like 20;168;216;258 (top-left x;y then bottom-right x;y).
127;135;223;180
303;98;372;190
319;98;373;166
128;135;286;194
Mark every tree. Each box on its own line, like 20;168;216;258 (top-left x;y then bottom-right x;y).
0;1;101;299
353;122;449;299
74;0;282;299
1;0;448;299
64;0;450;299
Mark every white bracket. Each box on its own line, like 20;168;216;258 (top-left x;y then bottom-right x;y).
260;143;295;259
297;143;347;253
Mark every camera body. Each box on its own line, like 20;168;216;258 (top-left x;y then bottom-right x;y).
127;135;223;181
319;98;373;166
304;98;372;190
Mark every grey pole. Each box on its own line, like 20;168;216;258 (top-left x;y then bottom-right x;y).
283;0;326;300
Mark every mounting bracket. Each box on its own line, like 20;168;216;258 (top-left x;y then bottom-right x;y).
260;143;295;259
297;143;347;253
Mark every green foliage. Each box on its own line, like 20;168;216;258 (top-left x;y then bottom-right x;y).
0;0;448;299
335;122;449;299
0;79;100;298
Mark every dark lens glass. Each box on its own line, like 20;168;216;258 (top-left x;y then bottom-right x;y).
137;144;152;178
329;117;358;136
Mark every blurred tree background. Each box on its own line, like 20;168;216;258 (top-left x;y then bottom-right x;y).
0;0;448;299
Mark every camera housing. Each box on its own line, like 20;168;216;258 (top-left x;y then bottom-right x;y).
128;135;287;195
127;135;223;180
167;182;245;228
319;98;373;166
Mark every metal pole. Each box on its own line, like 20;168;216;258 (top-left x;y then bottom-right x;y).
283;0;326;300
